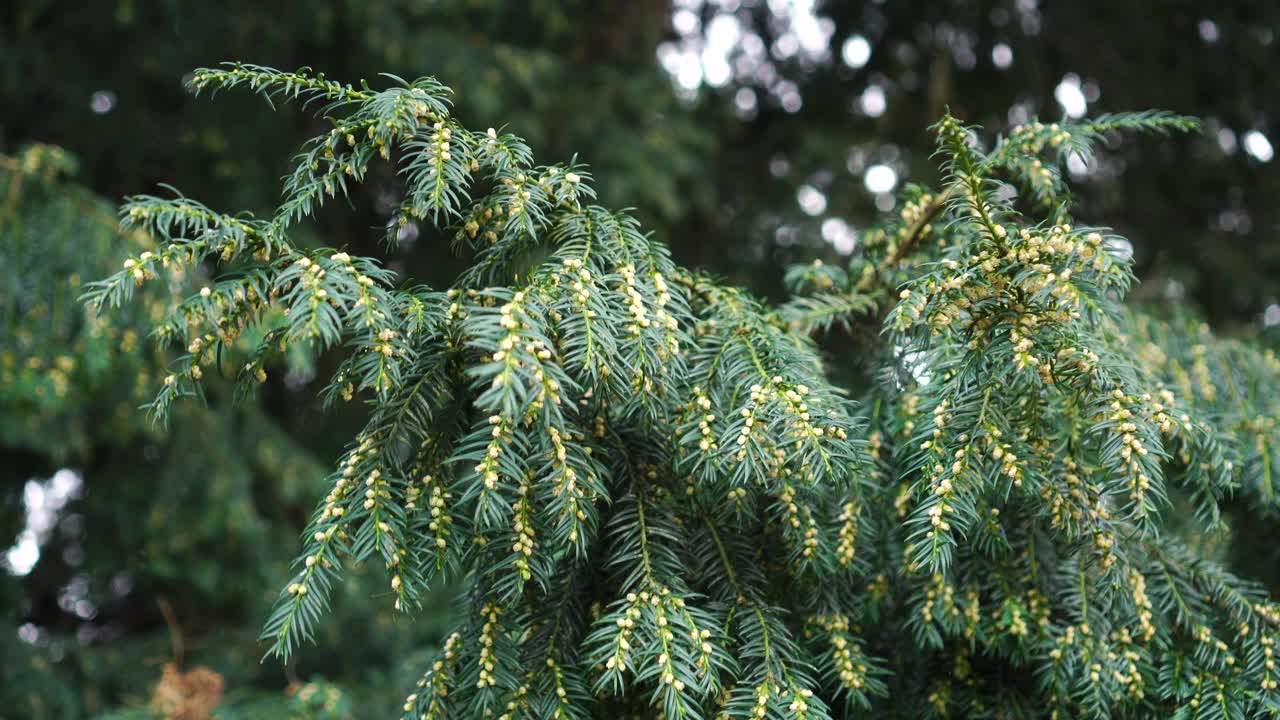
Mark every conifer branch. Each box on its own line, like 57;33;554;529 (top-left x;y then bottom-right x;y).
86;64;1278;719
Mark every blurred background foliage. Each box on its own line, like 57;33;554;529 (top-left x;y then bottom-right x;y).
1;0;1278;717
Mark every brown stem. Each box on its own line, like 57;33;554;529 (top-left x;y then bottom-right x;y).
855;182;960;295
157;596;184;666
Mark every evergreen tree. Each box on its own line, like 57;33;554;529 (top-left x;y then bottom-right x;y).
87;63;1280;719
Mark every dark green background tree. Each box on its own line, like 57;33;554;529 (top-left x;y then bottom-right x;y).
2;1;1279;717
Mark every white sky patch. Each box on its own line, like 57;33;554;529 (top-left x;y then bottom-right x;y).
657;43;685;80
1104;237;1134;262
864;164;897;194
1007;102;1031;127
670;7;701;34
6;469;83;576
778;80;803;113
1067;152;1090;177
845;146;866;175
821;218;858;255
702;47;733;87
992;43;1013;69
859;85;887;117
675;50;704;91
774;33;799;59
797;184;827;216
1199;18;1220;43
707;13;741;49
659;1;834;109
1264;303;1280;327
1217;209;1253;234
90;90;117;114
784;0;834;58
702;13;740;87
770;154;791;177
673;8;699;35
1217;128;1238;154
1244;130;1274;162
1054;75;1087;118
734;87;758;117
895;341;933;386
841;35;871;68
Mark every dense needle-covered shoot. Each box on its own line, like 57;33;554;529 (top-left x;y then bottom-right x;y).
87;64;1280;719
